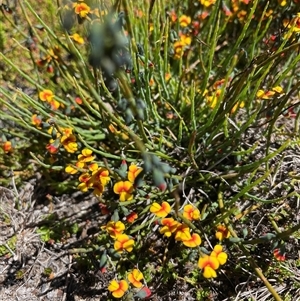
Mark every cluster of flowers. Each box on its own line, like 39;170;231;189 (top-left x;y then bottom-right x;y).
198;244;228;278
171;14;193;60
38;89;82;114
283;12;300;34
65;150;143;201
65;148;110;196
103;220;150;298
150;202;201;247
103;220;134;253
256;86;284;100
4;88;81;155
167;0;251;60
71;0;108;22
150;201;230;278
47;127;78;154
229;0;251;22
198;225;230;278
203;79;245;113
256;85;289;118
36;0;108;73
169;1;300;62
103;216;230;297
108;269;151;299
36;46;60;74
113;162;143;202
73;1;92;18
39;89;61;111
196;224;231;279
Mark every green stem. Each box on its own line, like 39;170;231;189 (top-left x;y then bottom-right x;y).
228;226;283;301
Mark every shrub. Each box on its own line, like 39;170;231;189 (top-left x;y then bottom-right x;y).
1;1;300;300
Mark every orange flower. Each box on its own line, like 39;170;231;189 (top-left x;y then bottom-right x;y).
283;13;300;33
77;182;89;192
114;234;134;253
165;73;171;81
149;23;154;32
31;114;42;128
105;221;125;239
256;89;275;100
78;148;95;162
60;130;78;153
126;212;138;223
47;47;60;60
210;245;228;265
149;78;155;87
36;58;49;67
128;164;142;183
73;2;91;18
198;255;219;278
174;223;191;241
65;165;78;174
200;0;216;7
231;101;245;114
183;204;200;221
70;33;84;44
272;86;284;93
108;279;128;298
108;124;129;140
128;269;143;288
47;65;54;73
91;8;108;18
206;89;221;108
91;166;110;186
88;162;98;171
237;10;247;22
273;248;286;261
168;9;177;22
199;11;209;19
77;173;92;192
278;0;287;5
159;218;179;237
62;128;72;136
150;202;171;218
179;15;191;27
48;126;59;138
46;141;59;154
173;41;184;59
39;89;54;102
179;34;192;46
256;86;284;100
134;9;143;18
49;99;61;110
182;233;201;248
113;181;134;202
222;4;232;17
215;225;230;241
78;172;90;182
2;141;12;153
74;161;85;170
92;181;104;196
75;96;83;104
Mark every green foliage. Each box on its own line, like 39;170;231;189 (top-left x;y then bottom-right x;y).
15;269;25;280
36;214;80;243
42;267;53;278
0;235;17;256
0;0;300;300
195;288;211;301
